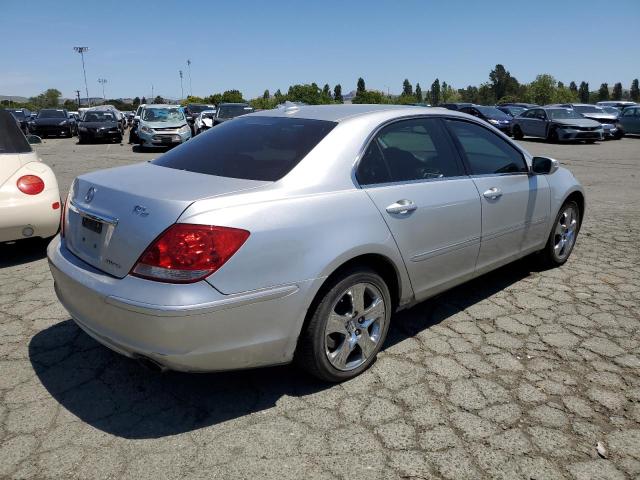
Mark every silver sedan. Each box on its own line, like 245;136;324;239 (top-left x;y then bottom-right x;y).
48;105;585;381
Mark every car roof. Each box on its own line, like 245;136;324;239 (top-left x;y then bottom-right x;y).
249;104;459;123
143;104;181;108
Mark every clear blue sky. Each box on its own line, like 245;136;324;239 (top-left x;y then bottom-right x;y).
2;0;639;100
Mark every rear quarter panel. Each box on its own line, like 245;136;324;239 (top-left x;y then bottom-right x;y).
179;188;413;303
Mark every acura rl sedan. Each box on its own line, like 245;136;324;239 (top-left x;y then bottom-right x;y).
512;107;603;143
48;104;584;382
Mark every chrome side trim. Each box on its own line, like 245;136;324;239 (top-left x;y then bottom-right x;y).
481;216;548;242
411;236;481;262
105;284;300;317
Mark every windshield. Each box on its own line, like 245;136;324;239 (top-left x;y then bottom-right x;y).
573;105;601;114
0;111;31;154
153;116;336;181
476;106;510;120
38;109;66;119
502;106;527;116
83;112;116;122
142;107;185;123
217;104;254;119
188;104;213;114
601;106;620;115
10;110;26;120
548;108;584;120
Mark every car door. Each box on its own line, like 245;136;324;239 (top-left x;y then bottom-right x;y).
620;107;640;134
357;117;482;300
444;118;551;273
516;109;536;135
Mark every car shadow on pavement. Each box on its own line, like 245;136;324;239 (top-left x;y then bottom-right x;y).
29;255;540;439
0;238;49;268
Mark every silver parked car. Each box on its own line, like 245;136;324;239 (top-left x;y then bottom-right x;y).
136;104;191;150
48;105;585;381
512;107;604;143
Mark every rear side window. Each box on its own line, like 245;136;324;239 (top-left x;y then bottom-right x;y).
357;118;463;185
153;116;336;181
0;111;31;154
445;119;528;175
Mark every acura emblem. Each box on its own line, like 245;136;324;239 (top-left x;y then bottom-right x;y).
85;187;96;203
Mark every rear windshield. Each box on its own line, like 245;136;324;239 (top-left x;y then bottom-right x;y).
0;111;31;154
153;116;336;181
10;110;26;120
188;104;213;114
573;105;601;114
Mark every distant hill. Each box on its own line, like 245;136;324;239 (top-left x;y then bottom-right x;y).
0;95;29;103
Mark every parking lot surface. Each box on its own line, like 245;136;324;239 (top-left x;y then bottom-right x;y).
1;136;639;479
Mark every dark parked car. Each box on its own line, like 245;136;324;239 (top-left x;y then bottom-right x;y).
459;105;513;135
77;110;123;143
619;106;640;135
500;102;539;109
496;105;528;118
213;103;254;126
512;107;603;143
440;103;473;111
28;109;77;138
7;108;32;134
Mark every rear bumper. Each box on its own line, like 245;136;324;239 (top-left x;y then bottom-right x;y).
0;189;61;242
47;235;315;372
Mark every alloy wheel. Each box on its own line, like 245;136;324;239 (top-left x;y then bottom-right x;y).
324;282;386;371
552;205;578;262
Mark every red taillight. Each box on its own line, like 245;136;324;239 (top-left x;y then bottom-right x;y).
131;224;250;283
17;175;45;195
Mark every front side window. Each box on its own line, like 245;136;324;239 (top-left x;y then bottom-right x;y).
445;119;528;175
356;118;463;186
0;111;31;154
622;108;637;117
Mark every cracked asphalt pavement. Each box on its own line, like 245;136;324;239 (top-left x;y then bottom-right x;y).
1;136;639;479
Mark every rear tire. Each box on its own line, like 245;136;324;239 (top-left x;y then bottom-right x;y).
512;125;524;140
296;268;391;382
539;200;581;267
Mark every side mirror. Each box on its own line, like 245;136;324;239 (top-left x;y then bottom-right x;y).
531;156;559;175
26;134;42;145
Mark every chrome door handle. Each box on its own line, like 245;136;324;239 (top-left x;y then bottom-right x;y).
386;200;417;215
483;187;503;200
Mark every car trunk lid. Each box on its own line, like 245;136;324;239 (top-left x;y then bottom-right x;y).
64;162;268;278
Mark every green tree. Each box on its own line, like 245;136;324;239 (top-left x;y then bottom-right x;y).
459;85;479;103
333;84;343;103
141;97;147;104
153;95;164;104
526;74;556;105
352;90;390;104
221;90;244;102
569;82;578;95
476;83;494;105
430;78;441;105
631;79;640;102
612;82;622;100
185;95;205;104
415;83;423;102
489;64;519;101
578;82;589;103
357;77;366;94
598;83;610;101
322;83;332;102
63;99;77;110
263;89;270;99
402;79;413;96
274;89;283;100
557;81;565;89
287;83;329;104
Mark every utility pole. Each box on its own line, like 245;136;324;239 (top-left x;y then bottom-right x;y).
151;84;154;101
187;59;192;97
73;47;90;106
179;70;184;101
97;78;107;101
75;90;81;109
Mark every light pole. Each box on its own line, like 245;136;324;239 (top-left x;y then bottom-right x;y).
74;47;90;106
98;78;107;101
187;59;192;97
179;70;184;101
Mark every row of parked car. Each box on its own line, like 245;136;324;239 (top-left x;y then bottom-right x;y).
127;102;254;150
441;101;639;143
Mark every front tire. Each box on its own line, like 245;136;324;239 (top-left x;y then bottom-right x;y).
547;127;558;143
539;200;581;267
297;268;391;382
512;125;524;140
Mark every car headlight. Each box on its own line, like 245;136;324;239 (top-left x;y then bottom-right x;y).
178;124;190;134
59;120;68;126
487;119;499;125
140;125;153;133
78;126;87;131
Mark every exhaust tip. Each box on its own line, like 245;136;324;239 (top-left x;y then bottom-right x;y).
135;355;168;373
